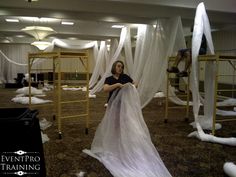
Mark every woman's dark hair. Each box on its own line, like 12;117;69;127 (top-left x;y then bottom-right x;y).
111;60;124;74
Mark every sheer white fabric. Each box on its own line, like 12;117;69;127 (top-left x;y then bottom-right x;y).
189;2;236;146
124;27;133;76
0;40;97;83
90;27;128;95
45;39;97;51
89;41;106;88
132;25;154;82
84;84;172;177
137;17;186;108
0;44;38;83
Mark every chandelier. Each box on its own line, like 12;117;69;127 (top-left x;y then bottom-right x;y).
21;26;55;50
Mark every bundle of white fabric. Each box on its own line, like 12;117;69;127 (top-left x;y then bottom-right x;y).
16;86;44;95
84;83;172;177
13;87;52;104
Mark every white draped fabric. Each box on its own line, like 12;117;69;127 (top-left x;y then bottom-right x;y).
136;17;186;107
90;27;128;95
45;39;97;51
189;2;236;146
132;25;154;82
124;26;134;76
84;84;172;177
0;40;98;83
0;44;38;83
89;41;106;88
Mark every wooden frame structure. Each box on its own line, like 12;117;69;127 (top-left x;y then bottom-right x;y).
165;54;236;135
28;51;90;139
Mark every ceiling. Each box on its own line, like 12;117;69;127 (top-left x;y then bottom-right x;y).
0;0;236;44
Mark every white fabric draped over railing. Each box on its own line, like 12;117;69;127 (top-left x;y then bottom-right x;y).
45;39;97;52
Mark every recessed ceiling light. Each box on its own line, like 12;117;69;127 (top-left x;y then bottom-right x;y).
1;39;11;43
25;0;39;2
15;35;25;38
5;19;19;23
68;37;77;40
61;21;74;25
111;25;124;28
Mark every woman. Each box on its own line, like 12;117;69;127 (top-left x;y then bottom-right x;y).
104;60;135;103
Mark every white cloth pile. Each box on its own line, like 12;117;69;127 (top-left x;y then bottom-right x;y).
12;86;52;104
62;85;96;98
39;118;52;143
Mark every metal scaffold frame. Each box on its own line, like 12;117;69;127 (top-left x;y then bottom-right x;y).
165;54;236;135
165;56;190;123
28;51;90;139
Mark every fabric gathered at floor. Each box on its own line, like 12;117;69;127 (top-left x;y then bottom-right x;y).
84;83;172;177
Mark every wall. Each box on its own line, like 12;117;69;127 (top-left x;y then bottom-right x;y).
197;30;236;84
0;43;95;83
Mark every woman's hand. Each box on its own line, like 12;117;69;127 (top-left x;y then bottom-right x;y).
103;83;123;92
116;83;123;88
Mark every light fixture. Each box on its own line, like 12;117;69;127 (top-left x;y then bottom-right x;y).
20;17;59;23
25;0;39;2
31;41;51;50
5;19;19;22
107;44;110;51
111;25;124;28
15;35;25;38
21;26;55;40
68;37;77;40
21;26;55;50
61;21;74;25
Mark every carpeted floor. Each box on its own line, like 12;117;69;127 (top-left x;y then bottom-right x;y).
0;87;236;177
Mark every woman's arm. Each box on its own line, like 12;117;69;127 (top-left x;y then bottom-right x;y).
103;83;123;92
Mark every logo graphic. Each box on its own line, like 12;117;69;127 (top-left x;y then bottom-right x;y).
0;150;41;176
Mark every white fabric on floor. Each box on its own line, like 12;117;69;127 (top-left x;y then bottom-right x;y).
16;86;43;95
84;84;172;177
188;131;236;146
190;115;222;130
154;92;165;98
41;132;49;143
39;118;52;131
63;87;82;91
217;98;236;106
11;96;52;104
223;162;236;177
216;109;236;116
